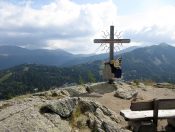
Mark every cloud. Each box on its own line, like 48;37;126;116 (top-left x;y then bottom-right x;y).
0;0;118;53
120;5;175;46
124;25;175;46
0;0;175;54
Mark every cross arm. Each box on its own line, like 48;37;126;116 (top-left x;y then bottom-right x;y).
94;39;130;43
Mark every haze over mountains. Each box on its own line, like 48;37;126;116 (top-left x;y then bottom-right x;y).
0;45;138;70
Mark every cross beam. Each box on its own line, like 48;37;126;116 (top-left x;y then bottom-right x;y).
94;39;130;43
94;26;130;61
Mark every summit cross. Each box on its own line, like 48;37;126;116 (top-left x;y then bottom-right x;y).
94;25;130;61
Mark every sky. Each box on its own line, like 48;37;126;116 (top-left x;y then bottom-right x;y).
1;0;175;54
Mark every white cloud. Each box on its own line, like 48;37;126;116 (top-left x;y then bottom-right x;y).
1;0;175;54
0;0;119;54
120;5;175;46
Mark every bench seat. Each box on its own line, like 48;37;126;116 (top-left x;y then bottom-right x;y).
120;109;175;121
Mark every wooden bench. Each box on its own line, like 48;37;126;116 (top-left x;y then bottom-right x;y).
120;99;175;132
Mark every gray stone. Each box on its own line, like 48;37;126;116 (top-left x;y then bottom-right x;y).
45;97;78;118
85;82;117;94
63;85;87;97
114;84;138;100
79;99;97;113
87;112;96;129
102;121;123;132
138;83;147;91
44;113;71;132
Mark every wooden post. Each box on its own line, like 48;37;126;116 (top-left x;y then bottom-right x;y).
153;99;158;132
110;25;114;61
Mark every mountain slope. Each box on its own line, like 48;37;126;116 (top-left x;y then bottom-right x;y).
0;46;75;69
0;62;101;99
122;43;175;82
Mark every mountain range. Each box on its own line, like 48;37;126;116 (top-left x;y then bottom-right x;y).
0;45;138;70
0;43;175;99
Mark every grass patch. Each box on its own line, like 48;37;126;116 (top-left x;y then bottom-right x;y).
13;93;32;100
0;103;12;110
0;72;12;83
142;80;155;86
70;105;89;130
133;80;140;86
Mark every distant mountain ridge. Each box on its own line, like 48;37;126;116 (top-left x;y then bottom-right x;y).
0;46;75;69
122;43;175;82
0;45;138;70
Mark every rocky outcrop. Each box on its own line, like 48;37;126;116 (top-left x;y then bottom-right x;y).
114;83;138;100
0;82;139;132
42;97;78;118
0;94;130;132
1;81;174;132
40;97;130;132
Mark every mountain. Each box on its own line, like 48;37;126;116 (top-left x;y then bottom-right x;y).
0;45;139;70
0;45;31;55
0;45;75;69
1;43;175;99
122;43;175;82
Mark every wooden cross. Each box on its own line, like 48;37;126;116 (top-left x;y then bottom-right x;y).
94;25;130;82
94;25;130;61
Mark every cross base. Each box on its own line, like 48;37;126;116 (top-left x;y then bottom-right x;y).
108;79;115;84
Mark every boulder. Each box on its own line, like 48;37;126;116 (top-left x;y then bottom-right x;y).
64;85;87;96
44;113;71;131
43;97;78;118
114;84;138;100
138;83;147;91
84;82;117;94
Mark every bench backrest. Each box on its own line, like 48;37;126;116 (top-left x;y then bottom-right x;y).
130;99;175;110
130;98;175;132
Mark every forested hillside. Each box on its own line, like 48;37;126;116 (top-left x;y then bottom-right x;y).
122;43;175;82
0;63;101;99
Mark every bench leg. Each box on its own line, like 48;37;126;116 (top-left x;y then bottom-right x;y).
167;118;175;128
129;120;154;132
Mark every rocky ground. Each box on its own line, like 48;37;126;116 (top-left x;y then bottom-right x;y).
0;81;175;132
